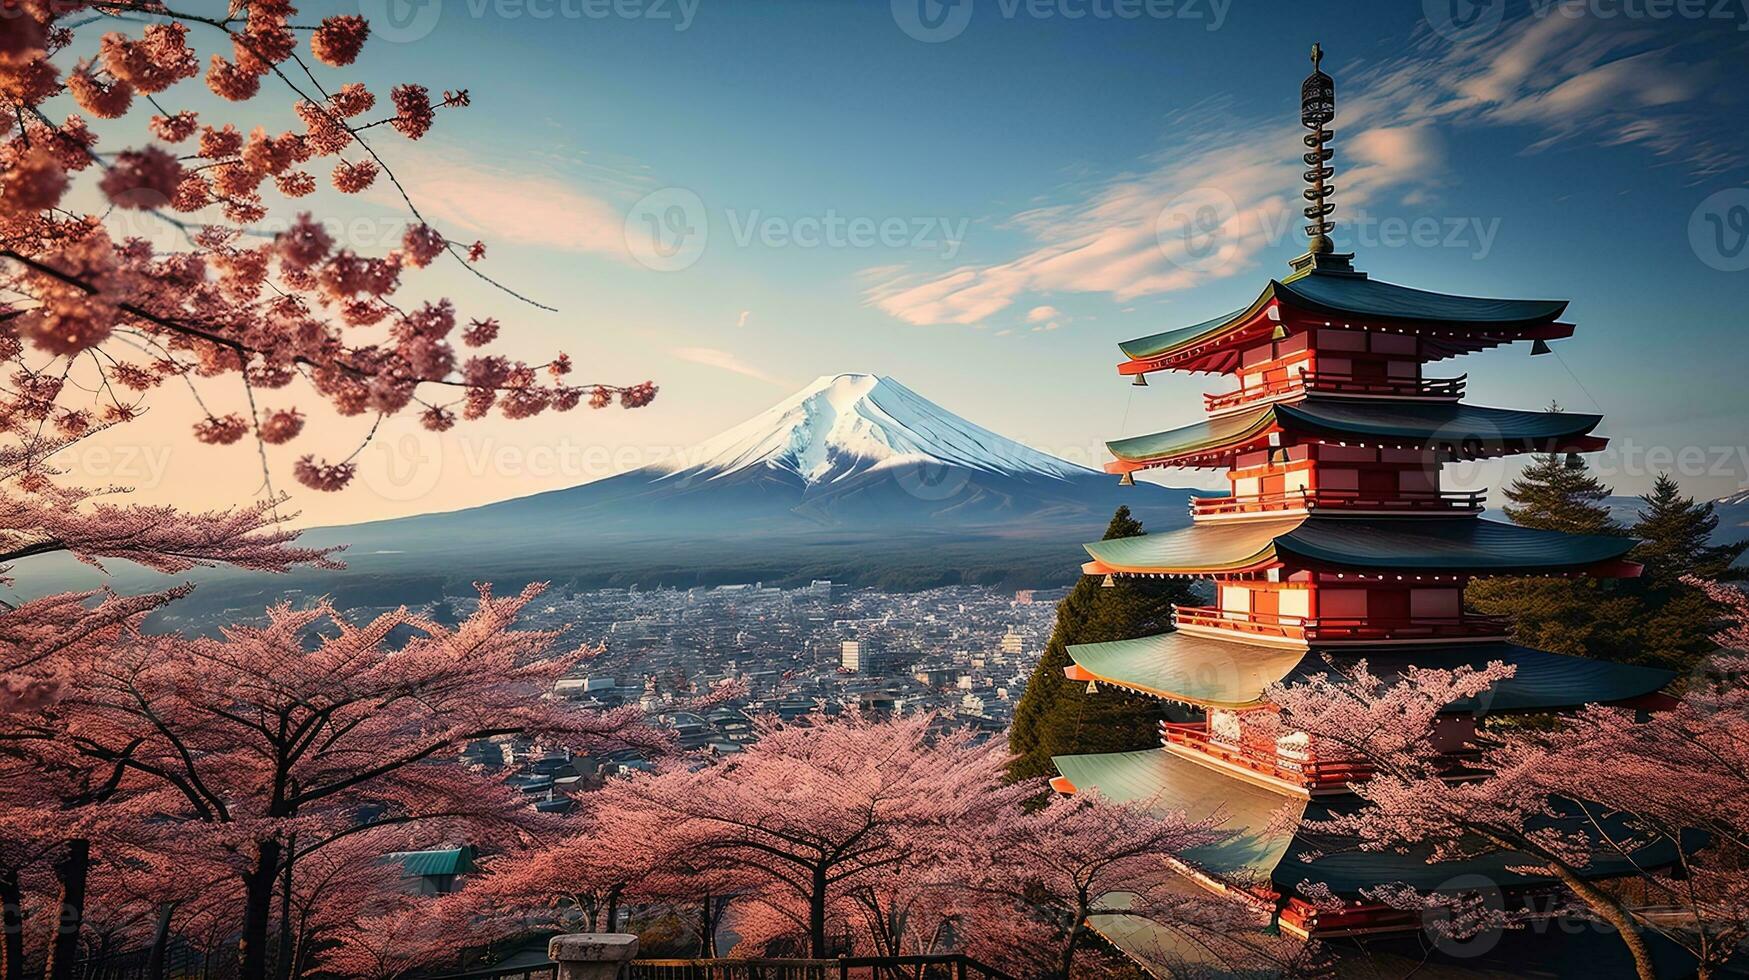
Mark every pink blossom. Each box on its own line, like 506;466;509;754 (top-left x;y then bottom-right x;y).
462;318;499;347
98;147;185;209
67;65;133;118
204;54;262;101
193;414;249;445
311;15;370;67
390;84;434;140
402;223;446;267
293;455;356;491
331;160;377;193
1;145;68;213
149;110;199;142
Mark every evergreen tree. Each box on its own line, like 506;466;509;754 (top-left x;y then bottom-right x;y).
1632;473;1746;586
1467;441;1642;662
1626;474;1749;671
1007;506;1199;784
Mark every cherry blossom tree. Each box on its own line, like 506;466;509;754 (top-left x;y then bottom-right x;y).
0;0;654;504
597;713;1031;959
18;583;665;980
976;790;1310;979
1268;613;1749;980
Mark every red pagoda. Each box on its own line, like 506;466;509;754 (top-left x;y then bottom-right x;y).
1047;45;1675;960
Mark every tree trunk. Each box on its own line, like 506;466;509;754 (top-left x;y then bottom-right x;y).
0;867;23;980
237;839;283;980
604;884;621;935
274;839;296;980
1056;896;1088;980
699;893;713;957
1546;861;1658;980
809;865;829;958
145;903;177;980
43;839;90;980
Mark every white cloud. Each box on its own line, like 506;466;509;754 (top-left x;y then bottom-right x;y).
863;13;1740;328
1025;305;1061;323
736;310;752;328
673;346;787;386
379;146;638;259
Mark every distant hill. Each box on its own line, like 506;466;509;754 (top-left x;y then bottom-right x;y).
44;374;1195;619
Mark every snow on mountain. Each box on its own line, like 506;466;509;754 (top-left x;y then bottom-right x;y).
657;373;1094;485
1716;488;1749;507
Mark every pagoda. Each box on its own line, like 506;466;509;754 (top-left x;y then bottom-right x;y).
1048;46;1677;957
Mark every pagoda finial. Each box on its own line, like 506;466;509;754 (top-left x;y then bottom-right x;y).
1300;43;1337;256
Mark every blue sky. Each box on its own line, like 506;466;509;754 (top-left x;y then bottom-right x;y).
62;0;1749;522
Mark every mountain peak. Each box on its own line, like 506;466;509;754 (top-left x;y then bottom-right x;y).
660;373;1093;485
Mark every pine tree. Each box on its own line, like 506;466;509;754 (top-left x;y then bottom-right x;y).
1467;441;1643;662
1499;451;1623;535
1007;506;1199;784
1633;473;1746;586
1626;473;1749;671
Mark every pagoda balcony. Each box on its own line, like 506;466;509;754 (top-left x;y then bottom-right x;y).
1171;606;1510;644
1203;371;1466;415
1159;721;1371;793
1191;487;1486;520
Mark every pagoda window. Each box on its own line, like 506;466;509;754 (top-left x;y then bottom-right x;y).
1409;588;1461;619
1278;331;1309;355
1399;468;1438;493
1370;332;1417;356
1278;588;1311;621
1220;585;1251;617
1320;468;1359;491
1318;328;1366;351
1381;448;1424;465
1320;589;1368;619
1319;446;1376;463
1283;468;1311;494
1241;344;1275;369
1233;475;1262;497
1386;359;1419;379
1320;355;1353;377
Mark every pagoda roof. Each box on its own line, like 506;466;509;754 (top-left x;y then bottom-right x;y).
1065;632;1673;712
1082;516;1636;577
1117;270;1572;374
1086;910;1286;979
1107;398;1604;471
1051;748;1678;898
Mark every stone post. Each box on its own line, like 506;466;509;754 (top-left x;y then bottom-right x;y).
548;933;638;980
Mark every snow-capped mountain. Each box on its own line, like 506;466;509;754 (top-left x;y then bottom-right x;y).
659;373;1091;485
202;372;1194;602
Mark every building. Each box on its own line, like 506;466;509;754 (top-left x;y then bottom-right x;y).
840;639;868;672
1048;46;1677;961
1000;630;1025;655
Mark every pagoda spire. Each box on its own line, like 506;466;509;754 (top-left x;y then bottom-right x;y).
1301;43;1336;253
1292;43;1353;275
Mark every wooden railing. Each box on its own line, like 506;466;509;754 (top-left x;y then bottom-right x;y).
441;956;1014;980
1160;721;1373;790
1171;606;1509;643
1203;372;1466;413
1190;487;1485;519
630;957;1013;980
